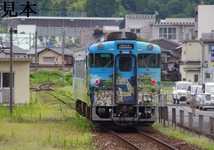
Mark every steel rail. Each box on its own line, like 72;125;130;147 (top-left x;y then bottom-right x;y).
47;92;76;110
108;129;142;150
137;130;178;150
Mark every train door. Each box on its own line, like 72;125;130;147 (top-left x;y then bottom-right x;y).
114;54;137;104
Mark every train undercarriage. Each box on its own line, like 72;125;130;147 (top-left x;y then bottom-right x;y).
76;99;157;127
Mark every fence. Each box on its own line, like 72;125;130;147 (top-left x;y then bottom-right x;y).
158;94;214;139
161;81;174;87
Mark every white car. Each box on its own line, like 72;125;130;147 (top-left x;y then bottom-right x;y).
186;85;200;104
172;81;193;104
199;82;214;111
194;85;203;108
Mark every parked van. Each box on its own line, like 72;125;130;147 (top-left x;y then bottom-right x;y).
199;82;214;110
194;85;202;108
186;85;200;104
172;81;193;104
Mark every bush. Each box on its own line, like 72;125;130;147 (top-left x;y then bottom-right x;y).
64;72;73;85
30;70;73;87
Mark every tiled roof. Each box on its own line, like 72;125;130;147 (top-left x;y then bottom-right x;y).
150;37;181;46
1;42;27;54
126;14;155;18
161;48;178;58
151;22;194;25
27;47;73;55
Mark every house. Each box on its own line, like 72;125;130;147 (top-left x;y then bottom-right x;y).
27;47;73;72
195;5;214;39
4;16;124;38
0;42;31;104
80;28;106;47
0;42;28;58
200;33;214;83
179;40;202;84
150;38;181;81
125;14;156;39
125;14;195;42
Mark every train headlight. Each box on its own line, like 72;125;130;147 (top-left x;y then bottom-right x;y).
151;79;156;85
94;79;100;84
98;44;104;50
98;107;106;114
147;44;153;50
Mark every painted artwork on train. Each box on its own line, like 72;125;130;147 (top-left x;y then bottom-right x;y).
90;73;159;106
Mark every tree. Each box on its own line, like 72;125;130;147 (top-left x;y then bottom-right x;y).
137;36;158;45
49;36;57;47
37;0;55;11
184;3;198;17
85;0;117;17
65;0;86;12
74;37;80;44
171;13;186;18
112;0;127;17
71;0;86;12
167;0;185;16
158;4;169;19
121;0;137;13
136;0;148;14
144;0;160;14
0;28;6;33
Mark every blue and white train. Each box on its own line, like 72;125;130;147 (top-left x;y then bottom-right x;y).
72;31;161;127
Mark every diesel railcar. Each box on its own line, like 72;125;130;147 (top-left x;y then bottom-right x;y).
72;31;161;127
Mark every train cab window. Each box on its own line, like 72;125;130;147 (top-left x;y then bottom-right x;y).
138;54;161;68
89;53;113;68
119;57;132;71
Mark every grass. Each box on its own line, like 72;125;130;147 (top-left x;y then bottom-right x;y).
161;86;172;92
0;71;212;149
153;122;214;150
0;85;95;150
30;70;72;88
0;122;93;150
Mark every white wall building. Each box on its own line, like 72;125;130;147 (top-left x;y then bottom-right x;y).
17;25;37;34
195;5;214;39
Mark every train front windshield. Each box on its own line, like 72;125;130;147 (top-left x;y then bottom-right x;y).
138;54;161;68
89;53;114;68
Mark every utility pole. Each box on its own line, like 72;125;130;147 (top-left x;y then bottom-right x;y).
35;30;38;72
29;33;31;50
62;31;65;82
9;27;13;114
199;41;205;84
62;31;65;72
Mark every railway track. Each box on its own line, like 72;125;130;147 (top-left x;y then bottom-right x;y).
107;128;178;150
47;92;76;110
33;82;76;110
34;83;205;150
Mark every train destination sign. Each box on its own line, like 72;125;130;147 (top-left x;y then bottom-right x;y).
117;44;134;50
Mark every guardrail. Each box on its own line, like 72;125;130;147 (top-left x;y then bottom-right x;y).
158;94;214;140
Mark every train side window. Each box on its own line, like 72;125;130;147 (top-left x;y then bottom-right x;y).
75;60;85;78
156;54;161;68
119;57;132;71
89;53;113;68
138;54;160;68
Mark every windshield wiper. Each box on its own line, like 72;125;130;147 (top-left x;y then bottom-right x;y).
143;59;149;71
103;60;112;70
